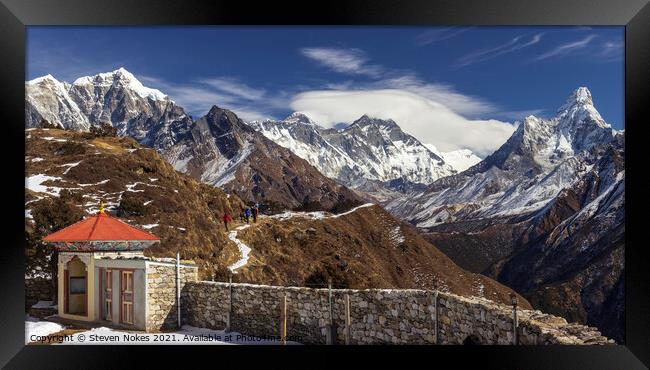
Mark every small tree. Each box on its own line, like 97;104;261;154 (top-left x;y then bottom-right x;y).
117;194;146;217
90;122;117;137
40;118;60;129
304;263;351;288
28;192;85;303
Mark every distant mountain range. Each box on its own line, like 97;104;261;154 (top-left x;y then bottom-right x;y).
25;69;625;341
250;113;480;200
386;87;624;342
26;69;361;212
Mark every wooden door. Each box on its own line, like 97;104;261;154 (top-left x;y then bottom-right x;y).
103;269;113;321
120;270;134;324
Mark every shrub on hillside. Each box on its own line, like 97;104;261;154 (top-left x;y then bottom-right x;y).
55;141;87;156
293;200;324;212
40;118;60;129
304;263;351;289
117;193;147;217
27;195;85;301
328;198;363;214
59;189;83;204
90;122;118;137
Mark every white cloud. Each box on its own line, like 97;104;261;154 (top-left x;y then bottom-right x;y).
370;75;498;117
198;77;267;101
457;34;543;67
300;47;384;77
299;46;540;121
535;35;596;61
598;40;624;61
140;75;279;121
290;89;516;157
415;27;473;45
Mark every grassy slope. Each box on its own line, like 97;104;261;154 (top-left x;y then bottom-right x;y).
26;128;245;279
233;205;531;308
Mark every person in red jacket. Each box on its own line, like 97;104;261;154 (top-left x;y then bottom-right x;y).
223;211;233;231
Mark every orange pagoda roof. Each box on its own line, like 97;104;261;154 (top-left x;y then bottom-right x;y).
43;210;160;243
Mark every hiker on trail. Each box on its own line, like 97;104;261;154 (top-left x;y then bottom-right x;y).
244;207;251;224
240;207;246;223
223;212;233;231
252;205;259;223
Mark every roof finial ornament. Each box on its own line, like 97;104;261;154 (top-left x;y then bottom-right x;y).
99;200;105;214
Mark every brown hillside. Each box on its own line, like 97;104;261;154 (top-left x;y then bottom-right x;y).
25;128;530;309
229;205;531;308
25;128;245;278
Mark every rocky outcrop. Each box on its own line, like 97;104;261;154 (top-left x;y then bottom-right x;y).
165;106;363;211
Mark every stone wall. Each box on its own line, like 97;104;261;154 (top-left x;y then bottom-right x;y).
183;281;614;345
25;277;54;310
145;263;198;332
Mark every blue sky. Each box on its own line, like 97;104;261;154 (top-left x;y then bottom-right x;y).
27;26;623;156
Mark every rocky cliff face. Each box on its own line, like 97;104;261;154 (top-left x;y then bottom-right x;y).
249;113;473;201
163;106;364;211
386;87;625;342
495;138;624;342
26;69;194;149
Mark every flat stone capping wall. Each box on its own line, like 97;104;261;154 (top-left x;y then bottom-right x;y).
183;281;614;345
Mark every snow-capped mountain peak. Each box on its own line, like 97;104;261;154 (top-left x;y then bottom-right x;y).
349;115;398;129
424;144;482;172
556;86;609;129
25;74;89;130
26;74;59;86
387;86;621;228
26;68;191;147
567;86;594;105
72;67;168;101
283;112;315;125
560;86;593;108
248;113;462;196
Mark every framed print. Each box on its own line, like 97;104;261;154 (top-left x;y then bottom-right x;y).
1;0;648;368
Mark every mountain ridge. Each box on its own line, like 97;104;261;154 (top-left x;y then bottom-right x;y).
384;87;625;342
26;70;363;212
248;113;480;200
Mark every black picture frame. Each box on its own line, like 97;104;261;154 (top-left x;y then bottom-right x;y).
1;0;648;368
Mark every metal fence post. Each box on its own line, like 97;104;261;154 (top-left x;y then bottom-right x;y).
511;293;518;345
281;293;287;345
344;293;351;345
176;252;181;328
433;291;439;344
326;278;335;345
226;273;233;332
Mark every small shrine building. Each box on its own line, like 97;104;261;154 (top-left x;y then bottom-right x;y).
42;203;197;331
